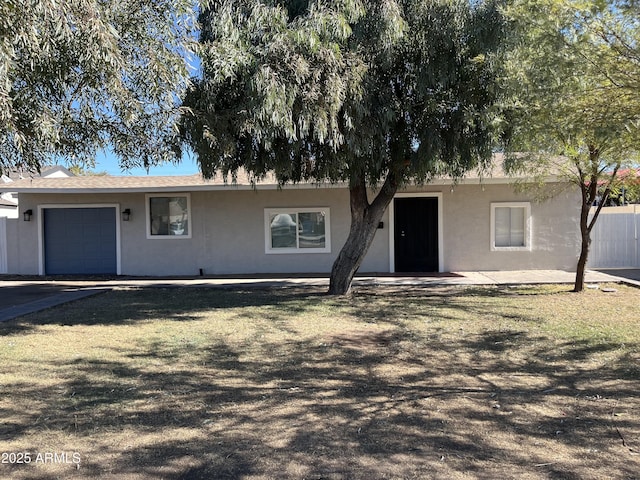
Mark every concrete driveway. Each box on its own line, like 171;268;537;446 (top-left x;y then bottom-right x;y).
597;269;640;282
0;280;106;322
0;282;76;309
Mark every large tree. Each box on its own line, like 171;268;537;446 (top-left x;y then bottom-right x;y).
503;0;640;292
181;0;507;294
0;0;199;174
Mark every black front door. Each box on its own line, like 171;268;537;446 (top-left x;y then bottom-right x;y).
394;197;439;272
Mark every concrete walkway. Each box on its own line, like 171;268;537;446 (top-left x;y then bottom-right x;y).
0;269;635;323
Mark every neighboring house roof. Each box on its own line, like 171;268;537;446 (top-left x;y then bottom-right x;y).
0;198;17;208
40;165;74;178
0;156;539;194
594;168;640;186
619;168;640;183
1;165;73;182
0;165;74;212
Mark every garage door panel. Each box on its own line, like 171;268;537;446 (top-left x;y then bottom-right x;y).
44;208;117;275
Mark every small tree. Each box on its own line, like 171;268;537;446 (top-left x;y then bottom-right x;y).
608;168;640;205
181;0;507;295
0;0;199;174
503;0;640;291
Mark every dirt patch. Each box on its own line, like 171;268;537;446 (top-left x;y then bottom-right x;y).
328;329;401;350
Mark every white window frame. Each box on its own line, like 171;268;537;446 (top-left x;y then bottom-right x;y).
490;202;532;251
146;193;192;240
264;208;331;254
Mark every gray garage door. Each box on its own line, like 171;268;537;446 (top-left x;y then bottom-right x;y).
44;208;117;274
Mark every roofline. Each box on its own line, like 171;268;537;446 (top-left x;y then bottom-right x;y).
6;182;343;194
3;175;553;194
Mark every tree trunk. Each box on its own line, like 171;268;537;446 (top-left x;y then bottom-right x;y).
574;218;590;292
574;181;592;292
573;152;619;292
573;172;599;292
328;173;399;295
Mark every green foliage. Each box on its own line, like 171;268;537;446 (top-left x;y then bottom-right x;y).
67;163;108;177
502;0;640;290
503;0;640;192
181;0;507;185
0;0;200;175
607;168;640;204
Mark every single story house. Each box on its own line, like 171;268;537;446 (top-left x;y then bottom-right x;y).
1;166;581;276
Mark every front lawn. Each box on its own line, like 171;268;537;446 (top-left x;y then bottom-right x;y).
0;285;638;479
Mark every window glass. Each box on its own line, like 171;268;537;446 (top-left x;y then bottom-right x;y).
298;212;326;248
149;196;189;236
494;207;512;247
509;207;525;247
491;203;529;250
270;213;297;248
494;206;525;247
265;208;330;253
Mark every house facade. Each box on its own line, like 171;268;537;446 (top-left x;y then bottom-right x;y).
2;172;581;276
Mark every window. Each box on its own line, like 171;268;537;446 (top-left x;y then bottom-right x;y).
146;194;191;239
265;208;330;253
490;202;531;251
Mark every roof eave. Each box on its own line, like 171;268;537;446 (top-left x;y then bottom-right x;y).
2;174;562;194
5;182;347;194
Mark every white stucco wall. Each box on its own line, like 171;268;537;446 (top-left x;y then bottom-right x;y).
435;184;580;271
10;182;581;276
4;216;20;274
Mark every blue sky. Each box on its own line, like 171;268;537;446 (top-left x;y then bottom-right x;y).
94;150;200;176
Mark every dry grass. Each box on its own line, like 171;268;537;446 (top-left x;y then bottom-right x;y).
0;284;639;480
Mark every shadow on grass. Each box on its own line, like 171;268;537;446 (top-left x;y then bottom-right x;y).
0;287;332;330
1;286;639;479
0;285;543;330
